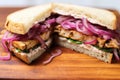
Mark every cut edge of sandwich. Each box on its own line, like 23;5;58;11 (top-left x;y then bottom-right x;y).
11;38;52;64
56;37;113;63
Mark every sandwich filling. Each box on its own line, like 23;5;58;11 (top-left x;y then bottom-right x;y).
1;14;120;62
54;15;120;61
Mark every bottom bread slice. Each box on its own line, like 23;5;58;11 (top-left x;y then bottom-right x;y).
12;38;52;64
56;37;113;63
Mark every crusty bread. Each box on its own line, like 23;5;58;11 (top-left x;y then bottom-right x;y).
5;4;53;34
56;37;113;63
52;3;117;30
12;38;52;64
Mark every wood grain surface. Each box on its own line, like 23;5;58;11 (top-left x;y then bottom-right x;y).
0;7;120;80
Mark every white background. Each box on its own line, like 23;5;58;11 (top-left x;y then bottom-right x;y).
0;0;120;11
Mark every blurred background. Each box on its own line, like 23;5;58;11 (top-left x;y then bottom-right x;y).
0;0;120;11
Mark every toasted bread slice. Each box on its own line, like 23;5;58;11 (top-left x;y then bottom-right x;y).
53;3;117;30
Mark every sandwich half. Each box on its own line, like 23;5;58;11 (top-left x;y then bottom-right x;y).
53;3;119;63
0;4;54;64
0;3;119;64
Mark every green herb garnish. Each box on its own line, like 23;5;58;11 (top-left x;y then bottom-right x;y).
15;48;21;53
67;38;82;44
67;38;113;53
93;45;113;53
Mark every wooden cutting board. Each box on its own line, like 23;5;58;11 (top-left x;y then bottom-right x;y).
0;7;120;80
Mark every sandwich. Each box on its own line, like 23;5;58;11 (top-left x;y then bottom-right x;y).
0;3;119;64
52;3;119;63
0;4;53;64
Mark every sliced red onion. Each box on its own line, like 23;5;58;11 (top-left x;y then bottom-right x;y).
82;18;100;35
2;31;9;39
1;40;8;52
61;21;76;29
1;31;12;60
2;31;16;40
60;18;76;29
35;36;47;49
57;16;114;40
84;38;97;45
103;35;111;40
2;31;19;50
3;34;18;41
92;26;113;40
113;49;120;61
82;18;113;40
43;49;62;64
56;16;70;23
98;29;113;40
28;23;41;39
76;20;93;35
1;31;11;52
28;19;52;39
45;18;56;28
45;18;56;24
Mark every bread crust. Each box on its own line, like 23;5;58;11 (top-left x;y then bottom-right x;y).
12;38;52;64
56;37;113;63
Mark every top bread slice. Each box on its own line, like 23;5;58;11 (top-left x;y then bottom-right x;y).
5;4;53;34
5;3;117;35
